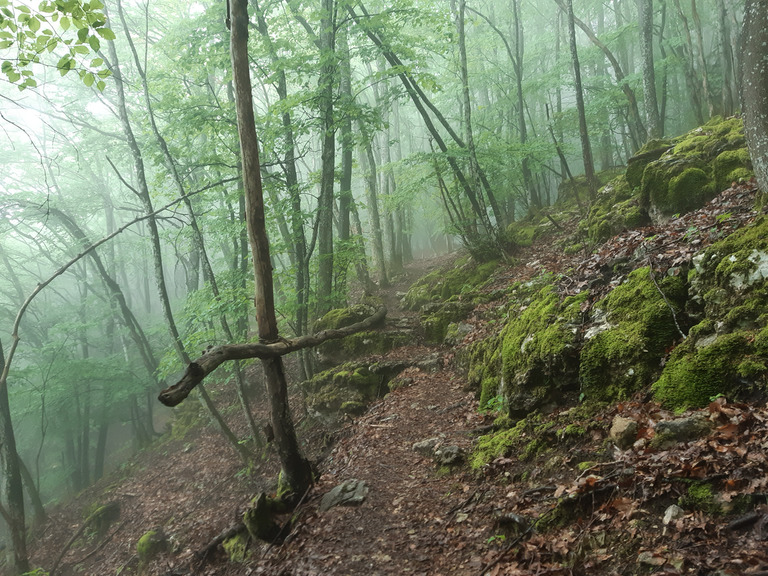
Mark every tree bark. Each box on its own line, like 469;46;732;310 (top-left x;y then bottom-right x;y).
638;0;662;139
0;341;29;574
564;0;598;198
743;0;768;194
229;0;313;495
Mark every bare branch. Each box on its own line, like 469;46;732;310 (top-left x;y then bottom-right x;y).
158;306;387;406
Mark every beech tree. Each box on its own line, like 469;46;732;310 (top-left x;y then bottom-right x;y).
743;0;768;193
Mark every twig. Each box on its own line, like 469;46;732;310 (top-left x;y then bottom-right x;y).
447;488;481;518
647;256;686;340
69;523;124;567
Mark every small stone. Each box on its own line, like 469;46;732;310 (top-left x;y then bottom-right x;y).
609;416;638;450
319;479;368;512
637;551;666;566
654;414;713;445
434;445;464;466
412;437;441;457
663;504;684;525
455;512;469;523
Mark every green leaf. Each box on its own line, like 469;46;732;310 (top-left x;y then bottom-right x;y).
87;34;99;52
0;40;11;49
96;79;105;91
60;15;70;30
95;26;115;40
82;71;94;86
71;44;89;54
76;26;87;42
27;16;40;32
90;57;103;67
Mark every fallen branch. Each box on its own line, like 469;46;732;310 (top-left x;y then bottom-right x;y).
159;306;387;406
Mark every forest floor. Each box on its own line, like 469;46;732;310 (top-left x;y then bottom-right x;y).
29;180;768;576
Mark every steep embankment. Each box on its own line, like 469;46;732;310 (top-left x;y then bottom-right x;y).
28;117;768;576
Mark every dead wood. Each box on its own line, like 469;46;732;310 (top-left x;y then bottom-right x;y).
159;306;387;406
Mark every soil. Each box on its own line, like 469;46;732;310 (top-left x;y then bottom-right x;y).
27;180;768;576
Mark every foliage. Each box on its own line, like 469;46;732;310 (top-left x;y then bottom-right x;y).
0;0;114;89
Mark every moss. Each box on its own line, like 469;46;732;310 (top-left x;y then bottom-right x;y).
580;268;686;402
668;167;711;214
420;301;474;343
402;256;498;311
626;139;676;188
585;175;649;244
222;531;250;562
714;148;753;191
137;530;167;566
506;223;538;247
679;482;720;515
471;419;527;469
652;332;751;409
313;304;378;332
301;362;383;424
499;285;587;415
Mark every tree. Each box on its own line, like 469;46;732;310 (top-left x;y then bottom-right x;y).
637;0;662;139
743;0;768;194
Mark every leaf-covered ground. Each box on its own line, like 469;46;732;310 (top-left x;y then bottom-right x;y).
30;180;768;576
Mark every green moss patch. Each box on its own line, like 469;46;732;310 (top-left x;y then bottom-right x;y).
637;117;751;218
583;174;650;245
420;301;475;343
402;256;498;311
580;267;686;402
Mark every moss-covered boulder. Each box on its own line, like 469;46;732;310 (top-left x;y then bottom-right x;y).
420;300;475;343
222;529;250;562
626;138;676;189
637;117;751;219
137;529;168;570
401;256;497;311
580;267;687;402
652;217;768;409
582;174;650;245
313;304;404;363
301;363;380;424
466;278;587;416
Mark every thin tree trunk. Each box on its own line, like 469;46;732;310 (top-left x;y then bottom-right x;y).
230;0;313;495
564;0;598;198
0;341;29;574
638;0;662;139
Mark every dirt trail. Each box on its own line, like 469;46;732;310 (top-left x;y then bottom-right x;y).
252;256;489;575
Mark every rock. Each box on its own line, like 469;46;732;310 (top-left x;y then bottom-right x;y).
137;528;168;569
319;479;369;512
637;550;666;566
435;445;464;466
609;415;639;450
412;437;441;457
663;504;684;525
653;414;713;447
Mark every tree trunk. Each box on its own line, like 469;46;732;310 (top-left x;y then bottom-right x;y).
316;0;337;316
743;0;768;195
357;123;389;287
716;0;735;116
638;0;662;139
0;341;29;575
564;0;597;198
229;0;313;495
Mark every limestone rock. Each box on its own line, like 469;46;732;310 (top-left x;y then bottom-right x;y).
653;414;713;447
319;479;369;512
412;437;441;457
663;504;684;525
435;445;464;466
609;416;639;450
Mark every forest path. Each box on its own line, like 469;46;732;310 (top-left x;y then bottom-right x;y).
256;256;491;576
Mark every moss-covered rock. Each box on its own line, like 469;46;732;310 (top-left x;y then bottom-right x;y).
313;304;380;332
638;117;751;219
652;217;768;409
137;529;167;569
465;277;587;416
222;530;250;562
626;139;676;189
301;363;381;424
583;174;650;245
580;267;687;402
420;300;475;343
401;256;497;311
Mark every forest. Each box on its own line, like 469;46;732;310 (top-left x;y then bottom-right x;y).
1;0;767;574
